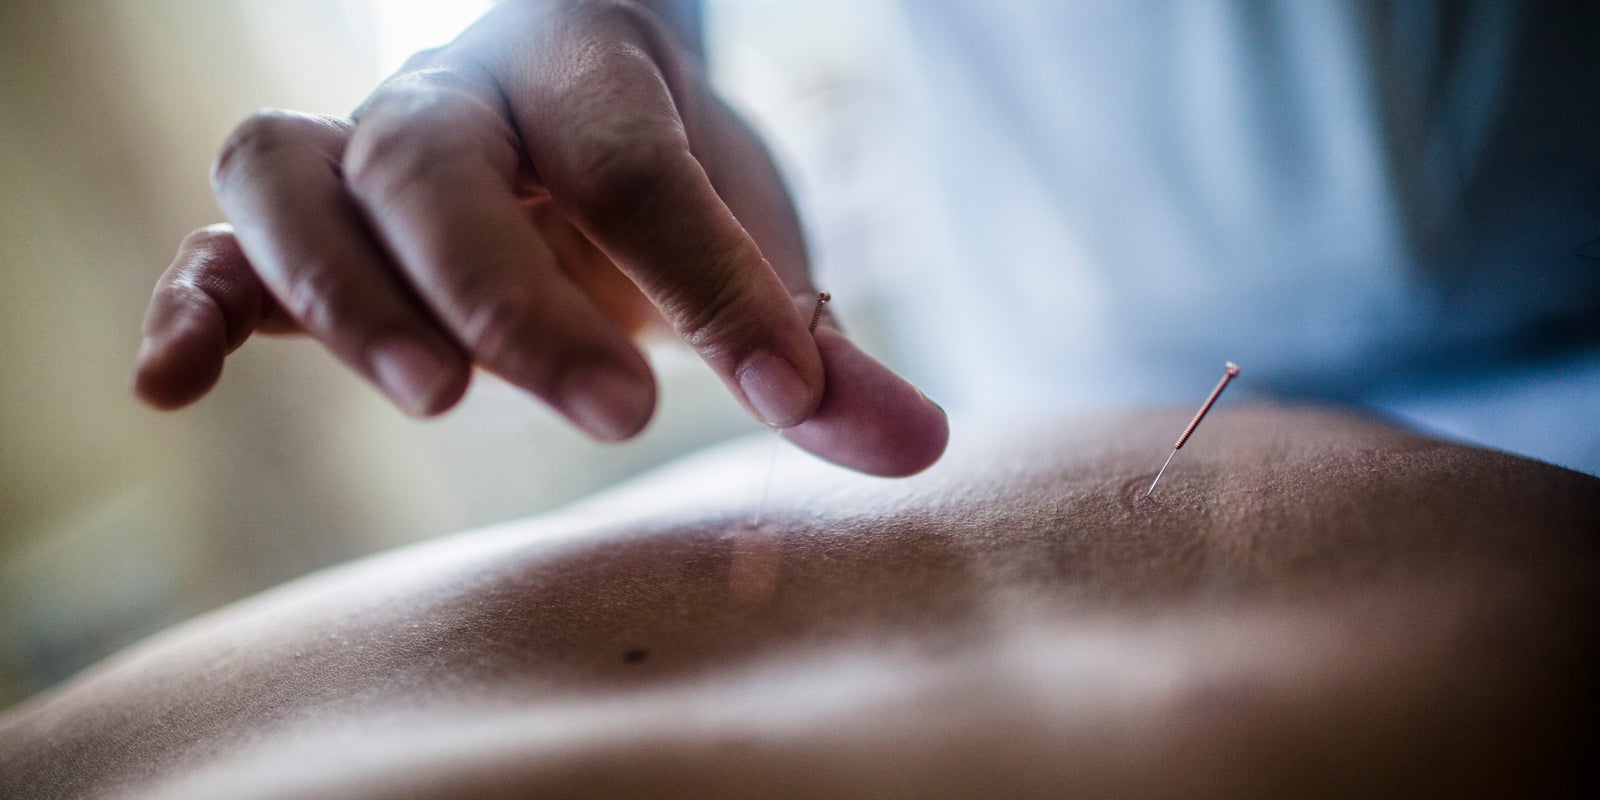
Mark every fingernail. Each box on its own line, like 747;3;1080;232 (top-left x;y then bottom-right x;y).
738;352;814;427
560;365;654;442
371;339;452;416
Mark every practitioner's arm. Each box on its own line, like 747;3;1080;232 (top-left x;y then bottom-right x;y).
130;0;946;475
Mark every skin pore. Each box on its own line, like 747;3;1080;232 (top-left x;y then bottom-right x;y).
3;405;1596;798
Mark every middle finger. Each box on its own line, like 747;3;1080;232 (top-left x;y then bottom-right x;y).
344;68;657;441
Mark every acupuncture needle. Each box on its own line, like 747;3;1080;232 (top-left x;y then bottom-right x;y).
807;292;831;335
753;292;831;526
1145;361;1239;498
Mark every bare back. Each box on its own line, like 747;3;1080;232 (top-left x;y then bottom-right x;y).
3;406;1597;798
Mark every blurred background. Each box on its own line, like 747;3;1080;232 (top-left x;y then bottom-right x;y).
0;0;920;707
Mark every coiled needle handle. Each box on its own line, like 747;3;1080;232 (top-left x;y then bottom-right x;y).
808;292;831;334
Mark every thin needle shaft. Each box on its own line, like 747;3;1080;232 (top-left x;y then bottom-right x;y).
1146;362;1239;498
753;292;832;525
751;432;783;526
1145;449;1177;497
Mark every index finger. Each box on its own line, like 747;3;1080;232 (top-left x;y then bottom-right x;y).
477;2;826;428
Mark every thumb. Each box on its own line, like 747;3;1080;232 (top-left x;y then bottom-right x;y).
782;323;950;477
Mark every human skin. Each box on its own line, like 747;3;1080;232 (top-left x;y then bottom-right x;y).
128;0;947;475
3;405;1596;799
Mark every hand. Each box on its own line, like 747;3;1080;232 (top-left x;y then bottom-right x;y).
131;0;946;476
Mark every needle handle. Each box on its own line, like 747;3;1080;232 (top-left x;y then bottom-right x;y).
1173;362;1238;450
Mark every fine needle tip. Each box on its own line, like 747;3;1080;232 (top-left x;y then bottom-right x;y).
757;291;832;526
1145;448;1177;498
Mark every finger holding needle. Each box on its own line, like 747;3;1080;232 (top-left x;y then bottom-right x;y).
1146;362;1239;498
753;292;832;527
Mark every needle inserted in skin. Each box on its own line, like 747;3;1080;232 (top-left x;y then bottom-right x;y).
1145;362;1239;498
754;292;831;526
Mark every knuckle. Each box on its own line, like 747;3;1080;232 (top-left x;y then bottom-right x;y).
343;81;507;205
663;245;766;357
212;109;318;190
153;278;215;319
279;260;361;337
571;0;671;45
547;31;690;224
343;120;451;202
565;0;694;97
565;132;684;224
170;225;248;296
177;223;238;259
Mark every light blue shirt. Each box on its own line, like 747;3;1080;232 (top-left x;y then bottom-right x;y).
882;0;1600;473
